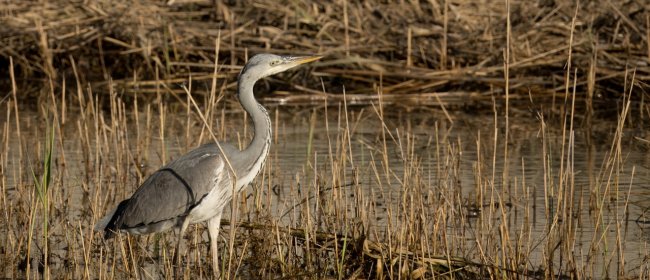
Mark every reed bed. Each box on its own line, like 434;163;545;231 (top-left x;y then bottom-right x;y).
1;65;649;279
1;0;649;104
1;0;650;279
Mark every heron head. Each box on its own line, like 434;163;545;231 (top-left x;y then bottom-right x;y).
239;53;322;81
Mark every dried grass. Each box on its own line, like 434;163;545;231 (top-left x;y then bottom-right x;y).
1;0;648;104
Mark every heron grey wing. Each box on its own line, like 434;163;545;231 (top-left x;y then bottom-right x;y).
117;146;227;229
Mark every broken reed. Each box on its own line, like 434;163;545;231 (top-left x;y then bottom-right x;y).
2;0;648;103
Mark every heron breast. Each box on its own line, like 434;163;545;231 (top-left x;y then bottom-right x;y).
186;159;229;223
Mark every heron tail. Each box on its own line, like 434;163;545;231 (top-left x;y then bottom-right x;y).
94;199;130;239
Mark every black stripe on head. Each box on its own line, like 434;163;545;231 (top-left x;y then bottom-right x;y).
238;54;265;80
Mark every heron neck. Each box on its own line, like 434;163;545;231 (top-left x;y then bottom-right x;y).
238;74;272;177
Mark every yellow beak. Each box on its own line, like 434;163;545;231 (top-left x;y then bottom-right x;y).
291;55;323;65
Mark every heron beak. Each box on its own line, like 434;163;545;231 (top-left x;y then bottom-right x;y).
289;55;323;65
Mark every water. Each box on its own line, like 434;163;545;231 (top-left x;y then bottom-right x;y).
1;99;649;278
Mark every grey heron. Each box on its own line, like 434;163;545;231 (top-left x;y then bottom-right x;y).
94;53;322;273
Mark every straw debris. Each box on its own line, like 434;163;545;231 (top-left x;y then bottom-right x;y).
1;0;648;104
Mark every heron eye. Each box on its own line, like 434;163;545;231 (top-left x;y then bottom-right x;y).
270;60;280;66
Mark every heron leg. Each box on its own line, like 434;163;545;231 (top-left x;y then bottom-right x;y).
174;217;191;272
207;213;222;276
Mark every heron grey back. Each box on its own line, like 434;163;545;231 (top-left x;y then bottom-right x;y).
97;143;239;238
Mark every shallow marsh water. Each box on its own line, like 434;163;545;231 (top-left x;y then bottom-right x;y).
1;98;649;279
